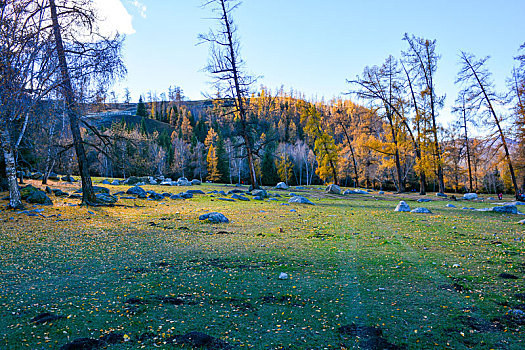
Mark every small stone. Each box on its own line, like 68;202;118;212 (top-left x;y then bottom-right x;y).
446;204;456;208
279;272;289;280
436;192;448;198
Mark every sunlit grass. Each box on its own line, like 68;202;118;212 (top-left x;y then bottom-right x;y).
0;180;523;348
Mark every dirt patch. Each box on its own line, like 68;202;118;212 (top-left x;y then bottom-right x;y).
337;323;404;349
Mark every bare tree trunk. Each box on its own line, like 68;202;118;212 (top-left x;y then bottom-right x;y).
218;0;258;189
464;57;520;199
49;0;96;205
1;123;23;209
340;123;359;187
462;99;474;191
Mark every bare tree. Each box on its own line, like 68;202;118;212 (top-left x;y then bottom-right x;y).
48;0;126;205
457;52;520;199
350;56;407;192
452;92;477;191
0;0;58;208
403;34;445;194
200;0;259;189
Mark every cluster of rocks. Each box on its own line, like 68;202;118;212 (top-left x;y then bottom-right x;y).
394;201;431;214
17;170;76;183
101;176;202;187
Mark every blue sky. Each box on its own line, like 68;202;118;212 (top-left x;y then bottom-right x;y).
101;0;525;123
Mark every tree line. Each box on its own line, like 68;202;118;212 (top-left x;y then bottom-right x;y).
1;0;524;210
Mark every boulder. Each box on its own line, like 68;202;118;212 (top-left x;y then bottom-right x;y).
177;177;192;186
199;212;229;223
111;180;120;186
417;198;431;203
30;172;43;180
288;196;314;205
123;176;146;185
126;186;147;197
436;193;448;198
191;179;202;185
519;219;525;225
251;189;268;198
228;189;246;195
253;196;263;200
179;192;193;199
61;175;76;182
232;194;250;201
170;194;183;200
326;184;341;194
463;193;478;200
186;189;205;195
275;182;289;190
101;179;111;185
20;185;39;199
445;204;456;208
26;190;53;205
492;205;518;214
148;192;164;200
52;189;69;197
96;193;118;204
160;181;174;186
411;207;432;214
75;186;110;194
378;191;385;195
344;189;369;195
394;201;410;212
218;197;235;202
48;172;59;180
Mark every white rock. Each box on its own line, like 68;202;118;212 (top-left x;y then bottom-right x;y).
275;182;289;190
411;207;432;214
394;201;410;212
463;193;478;200
279;272;289;280
519;219;525;225
326;184;341;194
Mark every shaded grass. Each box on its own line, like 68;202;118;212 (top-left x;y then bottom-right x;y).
0;182;524;349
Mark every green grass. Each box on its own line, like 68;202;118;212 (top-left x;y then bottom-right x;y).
0;182;524;349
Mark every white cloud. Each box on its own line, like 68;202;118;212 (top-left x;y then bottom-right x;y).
93;0;136;37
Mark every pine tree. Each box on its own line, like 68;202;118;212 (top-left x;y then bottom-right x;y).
136;96;148;118
261;142;278;185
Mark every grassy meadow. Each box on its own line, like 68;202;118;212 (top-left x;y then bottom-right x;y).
0;180;524;349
